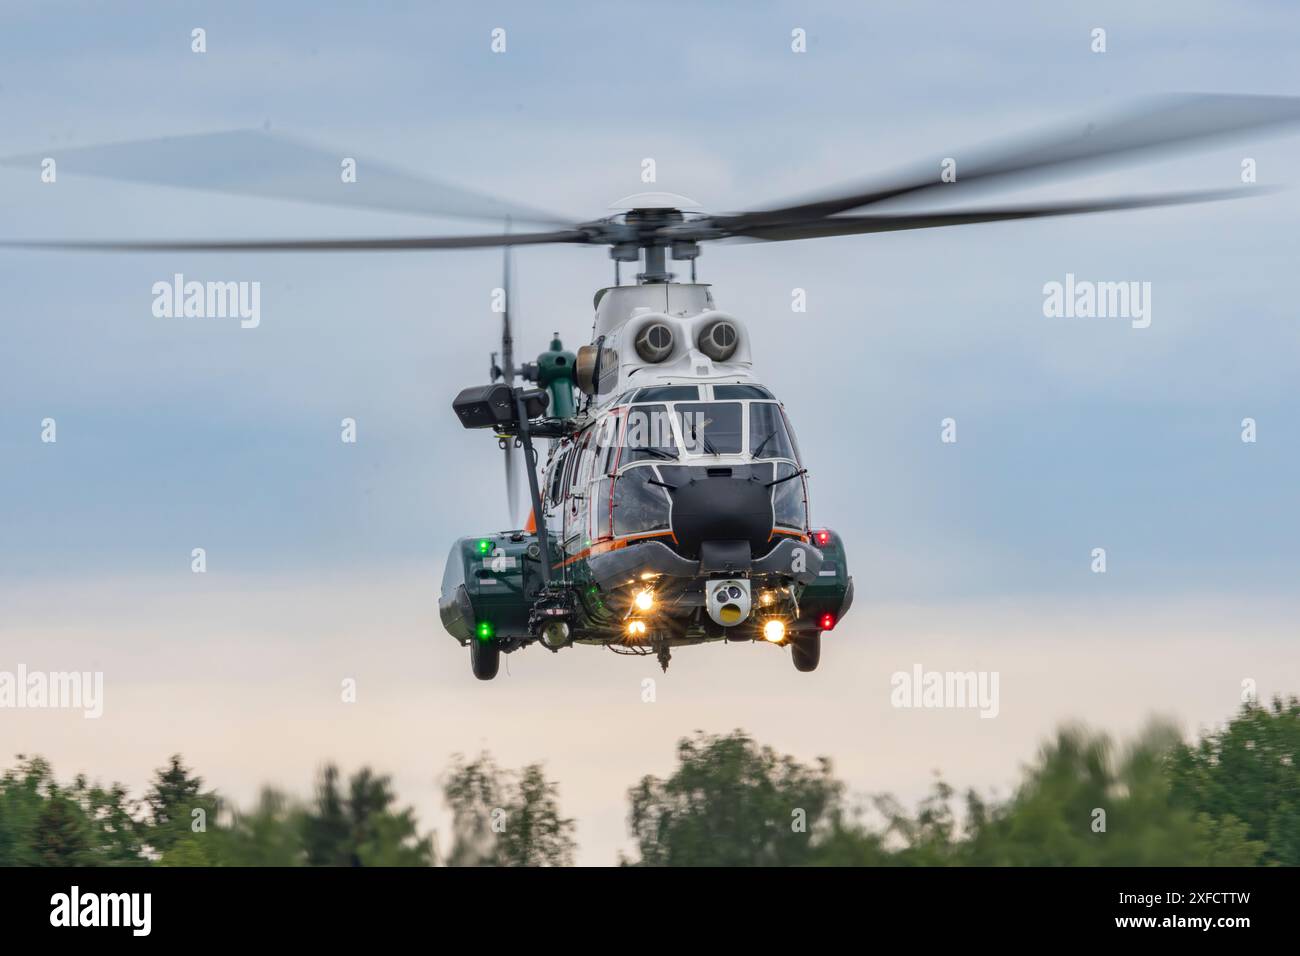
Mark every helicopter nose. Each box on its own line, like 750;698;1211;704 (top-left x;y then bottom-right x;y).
669;472;773;559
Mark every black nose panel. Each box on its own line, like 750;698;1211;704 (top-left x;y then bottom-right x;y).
669;475;773;558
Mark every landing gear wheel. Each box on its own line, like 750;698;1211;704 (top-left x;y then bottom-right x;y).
470;640;500;681
791;632;821;672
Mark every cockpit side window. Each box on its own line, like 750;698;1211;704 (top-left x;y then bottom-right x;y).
749;401;798;462
547;451;569;505
780;405;802;464
571;430;599;495
596;414;620;475
612;465;671;536
772;461;808;530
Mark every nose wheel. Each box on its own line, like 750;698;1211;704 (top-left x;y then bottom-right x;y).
791;632;821;672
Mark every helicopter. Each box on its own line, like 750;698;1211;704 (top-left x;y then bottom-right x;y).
3;93;1298;679
446;221;853;677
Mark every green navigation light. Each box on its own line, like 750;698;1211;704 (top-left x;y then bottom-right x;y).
476;621;494;641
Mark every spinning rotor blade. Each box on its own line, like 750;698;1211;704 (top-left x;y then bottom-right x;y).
0;229;590;253
4;95;1297;256
713;94;1300;232
726;187;1264;242
0;129;573;226
500;241;521;528
500;243;515;387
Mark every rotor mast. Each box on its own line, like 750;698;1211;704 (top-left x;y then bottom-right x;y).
607;197;703;285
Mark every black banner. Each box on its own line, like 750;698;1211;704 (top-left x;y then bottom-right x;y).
1;866;1292;941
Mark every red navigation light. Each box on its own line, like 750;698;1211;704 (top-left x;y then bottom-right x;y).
818;613;836;632
813;529;832;547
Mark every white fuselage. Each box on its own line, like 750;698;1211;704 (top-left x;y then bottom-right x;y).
538;283;809;566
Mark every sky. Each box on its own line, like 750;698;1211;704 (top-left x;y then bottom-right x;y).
1;0;1298;864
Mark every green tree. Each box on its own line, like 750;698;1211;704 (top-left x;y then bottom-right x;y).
443;755;575;866
73;776;146;865
442;755;500;867
625;730;843;866
497;764;575;866
632;723;1267;867
302;765;432;866
928;722;1260;866
6;693;1298;868
302;765;351;866
218;789;305;866
143;755;215;856
2;756;148;866
31;794;91;866
1169;696;1300;865
156;834;216;866
0;755;56;866
347;768;432;866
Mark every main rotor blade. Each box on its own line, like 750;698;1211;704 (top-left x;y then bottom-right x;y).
723;94;1300;229
725;187;1266;242
0;129;574;226
500;240;521;528
0;229;590;253
501;240;515;386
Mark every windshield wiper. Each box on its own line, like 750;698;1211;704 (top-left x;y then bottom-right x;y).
766;468;808;489
751;430;777;458
636;446;678;461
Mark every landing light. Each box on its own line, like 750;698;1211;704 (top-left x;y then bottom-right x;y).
762;619;786;643
627;620;648;637
634;589;655;612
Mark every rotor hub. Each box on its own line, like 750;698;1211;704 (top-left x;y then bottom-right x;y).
600;207;700;284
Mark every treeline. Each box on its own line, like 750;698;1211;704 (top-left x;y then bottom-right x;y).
2;697;1297;866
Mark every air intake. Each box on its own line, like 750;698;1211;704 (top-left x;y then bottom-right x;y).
697;319;738;361
634;322;675;363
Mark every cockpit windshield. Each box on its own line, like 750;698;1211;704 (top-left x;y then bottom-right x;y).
620;403;679;464
675;402;743;456
615;397;799;469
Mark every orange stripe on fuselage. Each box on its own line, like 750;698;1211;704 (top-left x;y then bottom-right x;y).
552;531;675;569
